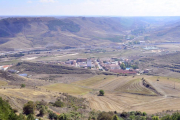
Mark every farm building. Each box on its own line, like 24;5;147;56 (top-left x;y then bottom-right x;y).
0;65;12;71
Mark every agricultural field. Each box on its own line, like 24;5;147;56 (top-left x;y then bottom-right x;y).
73;75;180;114
40;83;91;95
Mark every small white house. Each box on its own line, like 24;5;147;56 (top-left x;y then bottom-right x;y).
87;59;92;67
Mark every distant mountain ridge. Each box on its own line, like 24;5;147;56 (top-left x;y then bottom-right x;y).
0;16;179;50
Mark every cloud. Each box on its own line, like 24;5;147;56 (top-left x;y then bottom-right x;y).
39;0;56;3
1;0;180;16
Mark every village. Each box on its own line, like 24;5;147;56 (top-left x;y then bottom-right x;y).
0;56;151;77
41;57;150;75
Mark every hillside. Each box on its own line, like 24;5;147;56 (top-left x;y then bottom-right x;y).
147;20;180;42
0;17;156;50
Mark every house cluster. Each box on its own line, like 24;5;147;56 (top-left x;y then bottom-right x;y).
38;57;151;75
98;58;138;75
62;58;96;69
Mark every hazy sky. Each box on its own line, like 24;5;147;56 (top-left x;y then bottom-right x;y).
0;0;180;16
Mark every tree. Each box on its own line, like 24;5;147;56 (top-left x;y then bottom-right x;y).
99;90;104;96
112;115;119;120
23;101;35;115
21;84;26;88
120;63;126;70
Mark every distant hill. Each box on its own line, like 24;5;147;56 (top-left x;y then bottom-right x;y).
0;17;152;50
146;17;180;42
0;16;179;50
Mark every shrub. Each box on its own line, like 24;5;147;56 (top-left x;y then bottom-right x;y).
58;113;70;120
39;106;47;117
142;112;147;116
18;113;26;120
120;112;128;118
135;111;142;116
27;114;35;120
97;112;114;120
21;84;26;88
49;112;58;120
161;115;171;120
53;100;64;107
112;115;119;120
23;101;35;115
99;90;105;96
152;116;160;120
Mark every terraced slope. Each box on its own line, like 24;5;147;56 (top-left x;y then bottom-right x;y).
114;79;157;95
75;75;158;96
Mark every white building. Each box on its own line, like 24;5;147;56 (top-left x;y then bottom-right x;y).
87;59;92;67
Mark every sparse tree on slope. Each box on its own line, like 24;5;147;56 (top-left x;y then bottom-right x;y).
99;90;105;96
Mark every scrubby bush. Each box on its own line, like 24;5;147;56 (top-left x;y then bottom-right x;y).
97;112;114;120
27;114;35;120
49;112;58;120
135;111;142;116
161;115;171;120
23;101;36;115
112;115;119;120
152;116;159;120
21;84;26;88
39;106;47;117
120;111;128;118
142;112;147;116
99;90;105;96
58;113;70;120
53;100;64;107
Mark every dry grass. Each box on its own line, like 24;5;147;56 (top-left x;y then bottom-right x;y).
114;78;156;95
41;83;91;95
73;75;116;87
0;80;7;86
